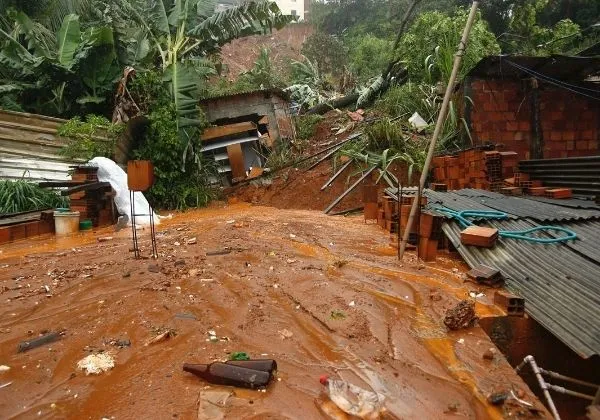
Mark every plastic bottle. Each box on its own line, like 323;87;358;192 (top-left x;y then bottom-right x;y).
183;362;271;389
225;359;277;374
319;375;386;419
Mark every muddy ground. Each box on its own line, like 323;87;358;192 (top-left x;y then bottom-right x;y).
0;204;547;419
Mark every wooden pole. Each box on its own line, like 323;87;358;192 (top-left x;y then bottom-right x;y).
398;1;480;260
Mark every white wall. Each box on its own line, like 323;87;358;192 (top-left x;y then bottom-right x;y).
275;0;305;21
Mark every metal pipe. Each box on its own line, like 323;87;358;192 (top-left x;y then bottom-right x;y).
398;1;480;259
546;384;595;401
539;367;599;389
321;159;353;190
520;355;561;420
324;166;377;214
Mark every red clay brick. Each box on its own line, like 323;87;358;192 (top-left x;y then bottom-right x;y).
566;141;574;150
550;132;562;141
563;132;575;141
0;227;9;244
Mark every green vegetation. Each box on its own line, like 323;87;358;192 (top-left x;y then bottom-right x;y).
0;179;68;215
295;114;324;140
58;115;124;160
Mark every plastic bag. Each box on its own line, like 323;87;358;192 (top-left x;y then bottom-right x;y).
88;157;160;225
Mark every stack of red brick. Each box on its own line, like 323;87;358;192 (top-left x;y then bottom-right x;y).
0;211;55;244
502;172;573;198
432;148;518;191
365;192;444;262
69;167;116;227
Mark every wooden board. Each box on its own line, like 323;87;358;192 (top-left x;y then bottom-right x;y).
227;143;246;180
201;122;256;142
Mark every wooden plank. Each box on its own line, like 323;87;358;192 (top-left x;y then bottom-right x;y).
227;143;246;179
201;122;256;142
258;115;269;125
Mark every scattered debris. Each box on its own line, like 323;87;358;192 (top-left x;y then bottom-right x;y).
467;265;504;287
198;389;233;420
443;300;477;330
278;329;293;339
0;365;10;373
487;391;509;406
148;264;160;273
207;330;219;343
77;353;115;375
482;348;496;360
97;236;113;242
0;382;12;389
106;338;131;348
174;313;197;321
184;362;271;389
186;237;197;245
206;250;232;256
286;258;297;264
348;301;356;307
330;310;346;320
17;331;62;353
229;352;250;361
469;291;485;299
408;112;427;130
320;375;386;419
226;220;236;224
145;328;176;346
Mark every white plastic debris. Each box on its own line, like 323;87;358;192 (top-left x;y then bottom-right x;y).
0;365;10;373
408;112;428;130
348;301;356;307
88;157;163;226
457;338;465;345
77;353;115;375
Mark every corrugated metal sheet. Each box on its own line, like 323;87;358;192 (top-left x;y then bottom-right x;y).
560;220;600;265
523;195;600;210
424;190;519;218
443;218;600;358
0;110;87;183
466;55;600;81
452;191;600;222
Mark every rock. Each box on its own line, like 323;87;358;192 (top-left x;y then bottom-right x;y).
278;329;293;339
186;237;197;245
148;264;160;273
77;353;115;375
443;300;477;330
174;260;186;267
483;348;496;360
487;392;508;406
122;272;131;278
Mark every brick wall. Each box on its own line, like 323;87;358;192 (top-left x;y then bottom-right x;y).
468;78;599;160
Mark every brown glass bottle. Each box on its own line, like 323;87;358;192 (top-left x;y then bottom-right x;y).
183;362;271;388
225;359;277;374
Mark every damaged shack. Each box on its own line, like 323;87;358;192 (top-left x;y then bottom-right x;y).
200;89;295;184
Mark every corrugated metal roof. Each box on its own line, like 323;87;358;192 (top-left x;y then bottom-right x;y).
523;195;600;210
452;191;600;222
466;55;600;82
559;220;600;265
424;190;520;218
443;218;600;358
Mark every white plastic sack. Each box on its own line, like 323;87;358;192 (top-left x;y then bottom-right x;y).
88;157;160;225
408;112;428;131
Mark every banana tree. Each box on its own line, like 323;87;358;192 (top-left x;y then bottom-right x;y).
106;0;294;150
0;9;120;116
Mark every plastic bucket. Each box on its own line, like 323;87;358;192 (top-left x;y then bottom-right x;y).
53;211;80;236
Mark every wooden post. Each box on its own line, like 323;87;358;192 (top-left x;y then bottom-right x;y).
399;1;480;260
530;78;544;159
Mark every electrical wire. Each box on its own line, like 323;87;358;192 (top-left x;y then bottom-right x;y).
503;60;600;102
504;59;600;94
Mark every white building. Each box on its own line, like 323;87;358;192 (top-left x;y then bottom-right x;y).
215;0;306;21
275;0;305;21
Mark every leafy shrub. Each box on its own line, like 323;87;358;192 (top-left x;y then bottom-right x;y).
398;9;500;83
347;34;394;82
295;114;324;140
130;71;216;210
58;115;123;160
0;180;68;215
301;32;348;76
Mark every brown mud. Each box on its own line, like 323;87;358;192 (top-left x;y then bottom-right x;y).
0;203;547;419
